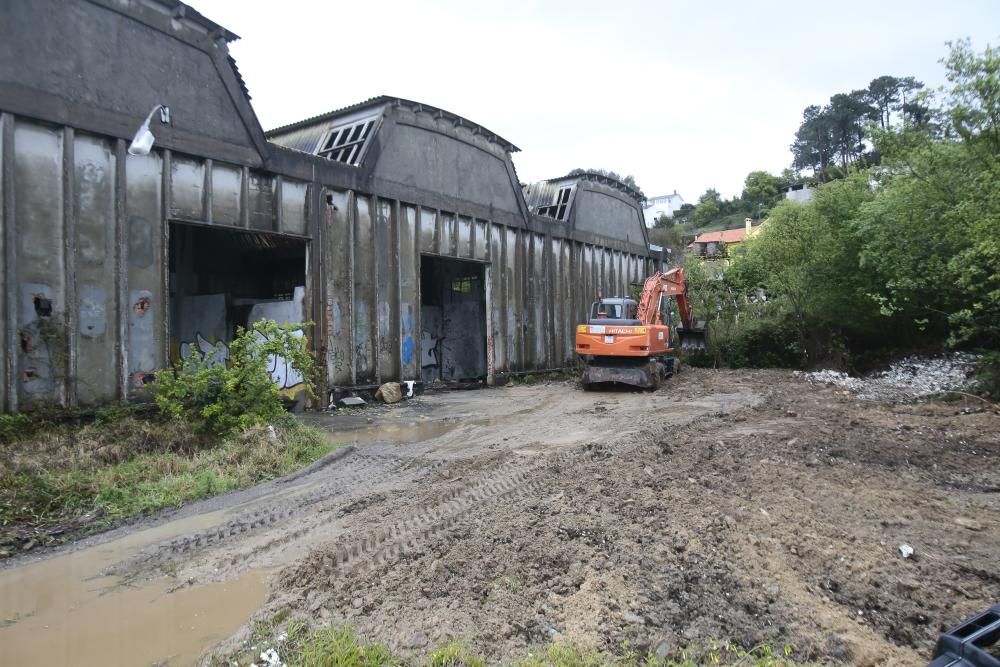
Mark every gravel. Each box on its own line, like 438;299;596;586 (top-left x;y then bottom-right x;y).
797;353;979;401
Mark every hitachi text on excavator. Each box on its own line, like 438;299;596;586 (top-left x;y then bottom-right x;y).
574;268;707;390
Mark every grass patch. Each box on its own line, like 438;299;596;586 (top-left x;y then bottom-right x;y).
0;413;337;546
221;619;809;667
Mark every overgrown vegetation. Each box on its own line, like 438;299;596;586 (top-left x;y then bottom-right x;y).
219;616;807;667
0;415;334;539
0;319;333;551
156;320;315;437
688;41;999;395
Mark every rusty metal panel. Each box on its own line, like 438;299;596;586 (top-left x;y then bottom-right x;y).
438;212;453;256
170;155;204;220
353;195;375;383
456;215;472;258
0;112;8;412
14;121;65;407
532;233;546;367
473;219;488;261
418;207;435;253
489;223;505;373
561;239;573;364
325;189;352;386
375;198;397;381
124;151;163;391
248;170;276;231
281;178;309;235
73;133;117;405
551;238;563;365
399;204;418;380
505;227;520;370
211;162;242;226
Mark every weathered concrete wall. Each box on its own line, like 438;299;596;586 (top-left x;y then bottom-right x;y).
0;0;258;152
573;188;648;247
0;0;663;413
374;121;521;216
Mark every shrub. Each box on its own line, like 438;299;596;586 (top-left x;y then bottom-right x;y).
155;320;315;437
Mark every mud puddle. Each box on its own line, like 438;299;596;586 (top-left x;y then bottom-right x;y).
0;514;269;666
322;416;461;445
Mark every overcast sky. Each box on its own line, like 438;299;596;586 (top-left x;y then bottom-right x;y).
201;0;999;202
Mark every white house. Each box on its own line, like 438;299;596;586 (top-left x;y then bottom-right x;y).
643;191;685;227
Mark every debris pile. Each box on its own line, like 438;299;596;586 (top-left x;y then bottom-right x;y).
798;353;979;401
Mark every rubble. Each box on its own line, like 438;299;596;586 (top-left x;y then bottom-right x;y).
797;353;979;401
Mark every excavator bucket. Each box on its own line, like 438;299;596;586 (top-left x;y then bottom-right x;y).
678;320;708;352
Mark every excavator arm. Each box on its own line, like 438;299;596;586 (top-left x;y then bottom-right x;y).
635;268;706;351
636;268;694;328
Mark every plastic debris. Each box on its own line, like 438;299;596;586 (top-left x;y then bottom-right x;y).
899;543;914;559
260;647;285;667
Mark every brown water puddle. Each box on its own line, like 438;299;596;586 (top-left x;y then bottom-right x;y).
323;417;460;445
0;510;268;666
0;569;265;666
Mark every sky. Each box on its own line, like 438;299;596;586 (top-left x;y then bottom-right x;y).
199;0;999;202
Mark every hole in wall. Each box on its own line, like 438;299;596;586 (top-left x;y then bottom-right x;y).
33;295;53;318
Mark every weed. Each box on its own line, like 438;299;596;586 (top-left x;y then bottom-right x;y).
294;625;400;667
0;415;337;534
0;413;46;446
426;641;486;667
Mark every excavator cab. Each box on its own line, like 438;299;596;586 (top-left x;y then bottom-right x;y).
589;298;640;325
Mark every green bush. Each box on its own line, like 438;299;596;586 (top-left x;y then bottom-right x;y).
155;319;315;437
0;413;42;446
974;351;1000;399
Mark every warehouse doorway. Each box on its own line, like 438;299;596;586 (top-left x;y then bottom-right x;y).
420;256;487;382
168;223;308;394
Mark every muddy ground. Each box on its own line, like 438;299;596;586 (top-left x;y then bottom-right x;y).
1;369;997;666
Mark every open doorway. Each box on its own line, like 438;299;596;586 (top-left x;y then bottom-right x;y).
420;256;487;382
168;222;307;394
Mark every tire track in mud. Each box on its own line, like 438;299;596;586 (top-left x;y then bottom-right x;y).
278;444;629;591
106;453;444;579
115;387;759;588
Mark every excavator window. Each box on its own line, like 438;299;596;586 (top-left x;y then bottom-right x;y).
592;302;624;319
657;295;671;325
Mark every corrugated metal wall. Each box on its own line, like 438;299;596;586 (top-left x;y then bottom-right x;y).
320;191;652;387
0;113;656;412
0;115;312;412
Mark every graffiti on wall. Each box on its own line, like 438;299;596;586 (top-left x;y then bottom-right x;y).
247;286;307;398
179;333;229;366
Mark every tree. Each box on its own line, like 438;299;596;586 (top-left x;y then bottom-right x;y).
866;75;926;129
741;171;785;215
694;189;722;226
792;105;835;175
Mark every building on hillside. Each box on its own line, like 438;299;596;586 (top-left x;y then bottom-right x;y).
0;0;665;413
642;191;685;227
688;218;764;268
782;183;814;203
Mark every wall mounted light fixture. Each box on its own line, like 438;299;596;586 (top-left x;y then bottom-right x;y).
127;104;171;156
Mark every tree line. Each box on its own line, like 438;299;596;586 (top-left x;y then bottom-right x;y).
686;40;999;395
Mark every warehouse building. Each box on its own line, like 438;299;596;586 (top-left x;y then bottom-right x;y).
0;0;662;412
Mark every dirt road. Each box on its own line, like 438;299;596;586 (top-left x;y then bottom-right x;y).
1;369;997;666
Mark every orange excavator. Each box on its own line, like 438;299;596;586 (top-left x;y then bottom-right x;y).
575;268;707;390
